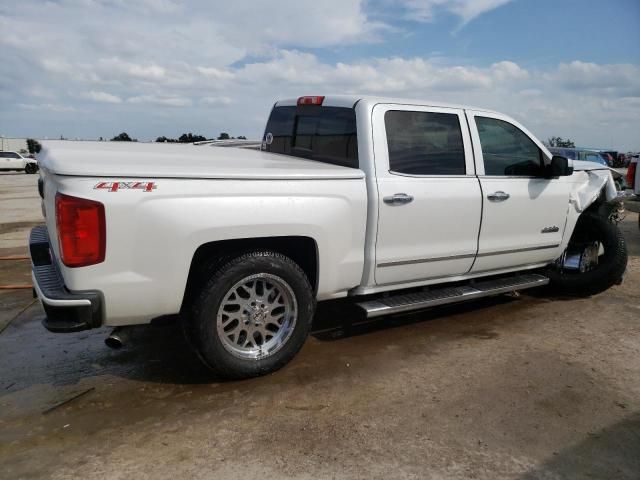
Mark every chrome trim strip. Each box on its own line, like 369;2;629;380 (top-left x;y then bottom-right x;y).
377;252;476;268
377;244;560;268
31;272;92;308
476;244;560;257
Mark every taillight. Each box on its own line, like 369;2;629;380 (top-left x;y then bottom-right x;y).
297;95;325;106
627;162;636;190
56;193;106;267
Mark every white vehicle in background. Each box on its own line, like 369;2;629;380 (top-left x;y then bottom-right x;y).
0;151;39;173
30;95;627;379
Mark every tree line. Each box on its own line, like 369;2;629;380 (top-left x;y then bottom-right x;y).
109;132;247;142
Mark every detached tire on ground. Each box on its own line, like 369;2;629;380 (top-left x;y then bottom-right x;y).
547;212;627;297
184;250;315;379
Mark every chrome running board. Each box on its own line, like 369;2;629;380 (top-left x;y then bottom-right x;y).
356;273;549;318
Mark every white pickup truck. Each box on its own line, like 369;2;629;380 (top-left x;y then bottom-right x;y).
30;95;627;379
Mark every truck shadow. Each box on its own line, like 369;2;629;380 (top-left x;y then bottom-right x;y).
521;413;640;480
0;292;527;394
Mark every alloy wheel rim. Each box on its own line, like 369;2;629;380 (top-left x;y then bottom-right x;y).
216;273;297;360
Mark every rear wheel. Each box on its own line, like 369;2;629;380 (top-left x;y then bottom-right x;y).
184;250;315;379
547;212;627;296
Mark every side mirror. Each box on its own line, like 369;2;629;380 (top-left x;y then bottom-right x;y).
546;155;573;178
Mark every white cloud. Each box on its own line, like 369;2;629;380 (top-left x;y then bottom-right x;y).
81;91;123;104
18;103;77;112
400;0;513;25
127;95;192;107
1;0;639;150
196;67;235;81
200;96;233;106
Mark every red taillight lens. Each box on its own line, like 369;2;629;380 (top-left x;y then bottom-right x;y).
297;95;325;106
56;193;106;267
627;162;636;189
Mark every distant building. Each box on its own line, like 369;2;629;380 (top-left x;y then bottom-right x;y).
0;137;29;153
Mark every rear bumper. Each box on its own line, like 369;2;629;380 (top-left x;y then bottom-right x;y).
29;225;103;332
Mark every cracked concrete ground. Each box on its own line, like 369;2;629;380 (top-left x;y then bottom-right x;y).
0;173;639;479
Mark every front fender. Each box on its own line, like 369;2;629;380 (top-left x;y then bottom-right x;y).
569;169;617;214
559;169;617;255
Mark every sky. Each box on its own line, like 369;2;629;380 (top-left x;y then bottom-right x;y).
1;0;639;150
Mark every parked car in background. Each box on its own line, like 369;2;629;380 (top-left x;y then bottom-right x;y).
602;151;620;167
549;147;625;189
627;155;640;230
628;155;639;195
0;151;39;174
600;152;615;166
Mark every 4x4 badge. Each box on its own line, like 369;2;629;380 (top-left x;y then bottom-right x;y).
94;181;157;192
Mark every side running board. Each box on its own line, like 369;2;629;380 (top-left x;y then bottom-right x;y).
356;273;549;318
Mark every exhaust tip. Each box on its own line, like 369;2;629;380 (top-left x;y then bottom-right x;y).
104;335;123;349
105;327;130;349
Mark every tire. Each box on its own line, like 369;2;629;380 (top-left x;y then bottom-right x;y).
184;250;315;379
547;212;627;296
24;163;37;174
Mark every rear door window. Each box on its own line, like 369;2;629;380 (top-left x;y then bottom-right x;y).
384;110;466;175
262;106;358;168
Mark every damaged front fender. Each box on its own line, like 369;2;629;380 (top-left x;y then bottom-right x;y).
569;161;618;213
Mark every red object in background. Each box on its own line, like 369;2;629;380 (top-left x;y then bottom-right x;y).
627;162;637;190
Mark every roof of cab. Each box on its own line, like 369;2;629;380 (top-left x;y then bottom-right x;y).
274;95;500;115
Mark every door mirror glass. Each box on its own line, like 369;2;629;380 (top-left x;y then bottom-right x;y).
547;155;573;177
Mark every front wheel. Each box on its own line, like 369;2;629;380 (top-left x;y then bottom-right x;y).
184;251;315;379
547;212;627;296
24;163;38;174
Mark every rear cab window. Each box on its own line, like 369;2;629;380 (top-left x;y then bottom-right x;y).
262;105;358;168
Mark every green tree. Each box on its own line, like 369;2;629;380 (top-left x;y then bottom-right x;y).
111;132;133;141
26;138;42;153
547;136;575;148
237;135;247;140
217;132;230;140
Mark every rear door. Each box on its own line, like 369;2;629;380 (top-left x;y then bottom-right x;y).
373;104;482;285
467;110;569;272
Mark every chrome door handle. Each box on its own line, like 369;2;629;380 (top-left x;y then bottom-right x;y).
487;191;510;201
383;193;414;205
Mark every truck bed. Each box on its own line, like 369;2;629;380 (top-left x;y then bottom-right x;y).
38;140;365;180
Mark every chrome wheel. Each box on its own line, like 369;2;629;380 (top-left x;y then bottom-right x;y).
216;273;297;360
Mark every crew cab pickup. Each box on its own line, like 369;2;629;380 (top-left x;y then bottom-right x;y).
30;95;627;378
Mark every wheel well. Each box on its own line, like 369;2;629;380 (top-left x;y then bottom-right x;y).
181;236;319;310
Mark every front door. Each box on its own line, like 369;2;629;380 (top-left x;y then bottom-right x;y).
373;104;482;286
467;111;570;273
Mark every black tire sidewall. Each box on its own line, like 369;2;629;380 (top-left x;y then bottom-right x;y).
187;251;315;379
548;213;627;296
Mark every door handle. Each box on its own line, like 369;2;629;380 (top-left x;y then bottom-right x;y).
383;193;414;205
487;191;510;201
